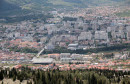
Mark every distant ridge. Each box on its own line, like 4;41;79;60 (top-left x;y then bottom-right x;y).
0;0;129;16
3;0;128;10
0;0;20;12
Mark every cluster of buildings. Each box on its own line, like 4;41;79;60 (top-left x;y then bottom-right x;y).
32;52;130;64
0;14;130;50
59;6;123;17
0;50;33;64
0;48;129;66
12;60;130;71
1;51;128;71
0;6;130;71
0;7;130;51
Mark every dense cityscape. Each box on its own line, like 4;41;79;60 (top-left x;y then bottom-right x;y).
0;0;130;84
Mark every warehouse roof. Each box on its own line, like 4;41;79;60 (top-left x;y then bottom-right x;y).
32;57;53;64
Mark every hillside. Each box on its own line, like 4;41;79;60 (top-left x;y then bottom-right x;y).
0;0;20;12
2;0;128;11
0;0;129;17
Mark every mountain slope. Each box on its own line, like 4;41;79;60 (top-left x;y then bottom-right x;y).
4;0;126;10
2;0;129;10
0;0;20;12
0;0;129;17
5;0;52;10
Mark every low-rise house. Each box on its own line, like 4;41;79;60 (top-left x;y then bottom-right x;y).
68;43;78;50
60;53;71;58
48;54;60;60
60;58;72;63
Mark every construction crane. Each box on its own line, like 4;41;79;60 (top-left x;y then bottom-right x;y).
32;48;53;64
36;48;45;58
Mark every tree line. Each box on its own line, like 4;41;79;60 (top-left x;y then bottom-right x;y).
44;43;130;54
0;67;130;84
8;43;130;54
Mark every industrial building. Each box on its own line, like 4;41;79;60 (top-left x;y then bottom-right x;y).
32;57;54;64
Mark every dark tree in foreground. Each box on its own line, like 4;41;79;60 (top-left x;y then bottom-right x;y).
0;67;129;84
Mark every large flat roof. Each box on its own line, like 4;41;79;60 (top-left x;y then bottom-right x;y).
32;57;53;63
